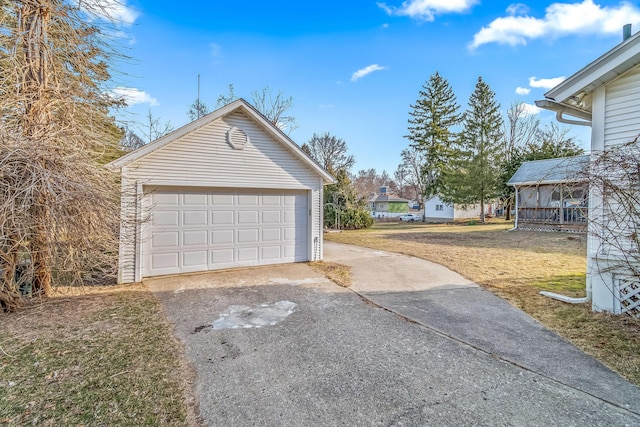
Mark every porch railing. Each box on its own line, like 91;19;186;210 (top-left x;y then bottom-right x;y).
517;207;588;225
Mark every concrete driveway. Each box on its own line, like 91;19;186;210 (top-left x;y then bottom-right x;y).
146;245;640;426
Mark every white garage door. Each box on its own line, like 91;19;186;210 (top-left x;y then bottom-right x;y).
143;188;309;277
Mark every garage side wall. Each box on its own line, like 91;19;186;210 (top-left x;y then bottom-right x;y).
118;111;324;283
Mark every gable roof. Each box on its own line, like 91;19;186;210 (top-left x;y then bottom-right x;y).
536;30;640;121
106;98;334;183
507;155;590;187
369;194;410;203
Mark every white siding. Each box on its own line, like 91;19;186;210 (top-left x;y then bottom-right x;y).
424;196;454;221
126;112;317;189
605;66;640;147
118;111;324;283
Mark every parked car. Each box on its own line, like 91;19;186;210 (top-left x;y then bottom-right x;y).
398;213;419;222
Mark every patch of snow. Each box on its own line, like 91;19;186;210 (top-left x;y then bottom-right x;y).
211;301;297;330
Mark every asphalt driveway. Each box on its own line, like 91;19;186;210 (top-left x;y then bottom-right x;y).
146;246;640;426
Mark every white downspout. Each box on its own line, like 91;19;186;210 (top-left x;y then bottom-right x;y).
540;277;592;304
539;101;594;304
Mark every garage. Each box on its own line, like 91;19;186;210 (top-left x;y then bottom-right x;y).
143;187;309;277
106;99;333;283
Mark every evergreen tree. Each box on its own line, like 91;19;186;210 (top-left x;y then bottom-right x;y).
406;71;462;200
442;77;504;223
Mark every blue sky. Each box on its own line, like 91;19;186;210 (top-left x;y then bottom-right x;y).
106;0;640;174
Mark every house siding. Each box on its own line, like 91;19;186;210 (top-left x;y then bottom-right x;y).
588;65;640;312
605;66;640;147
118;111;323;283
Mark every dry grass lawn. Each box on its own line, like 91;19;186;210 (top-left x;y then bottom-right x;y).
0;285;200;426
326;221;640;385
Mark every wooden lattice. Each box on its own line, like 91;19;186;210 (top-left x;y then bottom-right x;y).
618;277;640;318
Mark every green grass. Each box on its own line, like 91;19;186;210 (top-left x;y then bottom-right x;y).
0;287;197;426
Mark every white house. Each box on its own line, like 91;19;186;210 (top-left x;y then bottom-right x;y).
107;99;334;284
535;25;640;316
423;195;491;222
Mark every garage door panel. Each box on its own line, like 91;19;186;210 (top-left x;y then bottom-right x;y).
211;229;234;244
238;194;259;205
238;228;259;243
182;250;208;268
262;246;281;260
237;247;259;262
153;193;179;206
212;194;234;205
210;248;234;265
183;193;207;205
145;188;309;277
262;194;281;205
211;211;234;225
152;211;179;226
238;211;259;224
152;231;179;248
262;210;281;223
151;252;179;270
262;228;281;241
183;230;207;246
183;210;208;226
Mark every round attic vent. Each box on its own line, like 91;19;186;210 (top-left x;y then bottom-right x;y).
226;126;249;150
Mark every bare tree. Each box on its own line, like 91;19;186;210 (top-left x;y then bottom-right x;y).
352;169;394;197
216;84;238;108
394;164;414;200
139;109;173;144
251;86;298;135
301;132;355;174
586;136;640;318
499;102;541;220
120;127;145;152
0;1;124;310
400;146;429;215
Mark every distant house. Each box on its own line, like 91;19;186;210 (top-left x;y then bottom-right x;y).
423;195;492;222
508;155;590;232
368;187;409;218
535;25;640;316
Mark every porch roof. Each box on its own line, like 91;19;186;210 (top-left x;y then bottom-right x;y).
508;155;590;187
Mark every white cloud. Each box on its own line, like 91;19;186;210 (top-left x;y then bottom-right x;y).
351;64;387;81
515;86;531;95
378;0;479;21
77;0;139;25
521;103;541;115
111;87;158;106
529;76;566;89
470;0;640;49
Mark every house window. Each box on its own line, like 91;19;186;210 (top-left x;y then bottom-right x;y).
435;204;443;211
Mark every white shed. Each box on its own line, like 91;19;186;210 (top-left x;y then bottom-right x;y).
536;27;640;316
107;99;334;283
